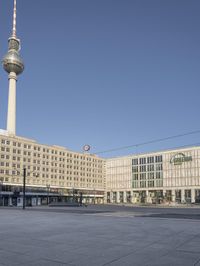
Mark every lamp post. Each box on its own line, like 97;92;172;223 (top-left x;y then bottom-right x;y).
72;187;75;202
46;184;50;205
14;168;38;210
0;178;3;206
23;168;26;209
5;165;39;209
93;188;96;204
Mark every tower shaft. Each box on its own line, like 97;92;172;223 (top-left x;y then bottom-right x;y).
7;72;17;134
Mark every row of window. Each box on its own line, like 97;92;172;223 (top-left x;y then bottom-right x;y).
0;155;103;170
1;139;101;162
0;164;102;175
132;164;163;172
132;155;163;165
1;153;102;170
0;168;103;180
0;178;103;188
132;180;163;188
132;172;163;180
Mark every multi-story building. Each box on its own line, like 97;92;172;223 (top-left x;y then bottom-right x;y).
106;146;200;204
1;128;200;206
0;130;105;206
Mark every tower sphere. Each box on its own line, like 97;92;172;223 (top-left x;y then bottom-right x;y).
2;37;24;75
2;50;24;75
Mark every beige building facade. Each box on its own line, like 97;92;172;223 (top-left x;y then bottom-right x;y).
0;130;105;206
1;128;200;206
106;146;200;204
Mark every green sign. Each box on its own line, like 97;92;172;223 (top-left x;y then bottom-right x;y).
170;153;192;165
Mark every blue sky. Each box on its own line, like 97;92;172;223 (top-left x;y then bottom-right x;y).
0;0;200;157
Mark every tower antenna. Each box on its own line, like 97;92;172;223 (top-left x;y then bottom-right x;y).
12;0;17;38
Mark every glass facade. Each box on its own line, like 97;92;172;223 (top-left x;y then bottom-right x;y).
132;155;163;188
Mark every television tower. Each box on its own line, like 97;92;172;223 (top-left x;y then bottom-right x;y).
2;0;24;135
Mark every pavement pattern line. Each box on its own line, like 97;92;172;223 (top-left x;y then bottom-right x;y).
101;229;198;266
1;206;200;265
194;258;200;266
83;211;157;217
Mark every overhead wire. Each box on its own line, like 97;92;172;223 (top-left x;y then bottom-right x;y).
94;129;200;155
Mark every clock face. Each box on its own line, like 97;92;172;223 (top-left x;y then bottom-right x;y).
83;145;91;152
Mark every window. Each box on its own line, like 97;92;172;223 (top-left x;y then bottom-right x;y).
155;155;162;163
132;159;138;165
133;173;138;180
140;173;146;180
156;172;162;179
156;164;162;171
132;166;138;173
148;172;154;179
148;181;154;187
139;158;146;165
147;157;154;164
147;165;154;171
140;181;146;188
140;165;146;172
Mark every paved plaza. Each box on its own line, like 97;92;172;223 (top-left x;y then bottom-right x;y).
0;205;200;266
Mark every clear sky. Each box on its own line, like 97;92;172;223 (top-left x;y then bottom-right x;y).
0;0;200;157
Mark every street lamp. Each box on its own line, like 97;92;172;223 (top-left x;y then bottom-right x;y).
93;188;96;204
0;177;3;206
111;190;113;203
72;187;75;202
15;168;38;210
46;184;50;205
23;168;26;209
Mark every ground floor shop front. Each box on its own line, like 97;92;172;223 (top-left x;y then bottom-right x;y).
106;188;200;204
0;192;104;207
0;185;105;207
